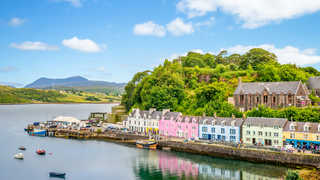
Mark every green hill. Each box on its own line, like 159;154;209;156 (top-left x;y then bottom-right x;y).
0;86;121;104
121;48;320;122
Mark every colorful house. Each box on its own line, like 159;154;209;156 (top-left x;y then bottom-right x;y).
242;117;287;148
198;116;244;143
283;121;320;149
125;108;169;135
159;113;199;139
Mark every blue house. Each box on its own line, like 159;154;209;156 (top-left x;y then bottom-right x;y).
199;116;244;143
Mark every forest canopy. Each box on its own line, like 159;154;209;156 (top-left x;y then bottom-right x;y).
121;48;320;122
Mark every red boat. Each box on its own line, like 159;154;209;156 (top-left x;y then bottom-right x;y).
36;149;46;155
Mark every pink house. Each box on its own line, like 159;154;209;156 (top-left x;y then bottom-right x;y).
159;112;199;139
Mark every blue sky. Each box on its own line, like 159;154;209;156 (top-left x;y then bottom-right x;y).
1;0;320;86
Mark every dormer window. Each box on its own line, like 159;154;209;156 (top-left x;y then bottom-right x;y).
290;123;296;131
318;125;320;132
203;119;206;125
212;120;216;126
231;120;236;127
221;120;225;126
304;124;310;132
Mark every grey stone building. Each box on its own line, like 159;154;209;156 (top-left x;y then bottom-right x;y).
234;79;310;111
308;77;320;97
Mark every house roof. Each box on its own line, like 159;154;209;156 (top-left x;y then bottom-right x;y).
243;117;287;128
130;109;167;119
283;121;320;133
163;112;182;120
199;117;244;127
234;81;302;95
308;77;320;89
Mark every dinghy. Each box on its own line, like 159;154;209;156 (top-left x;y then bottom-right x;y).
14;153;24;159
36;149;46;155
19;146;26;150
49;172;66;178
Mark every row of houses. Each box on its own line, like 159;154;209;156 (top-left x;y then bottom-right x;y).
123;108;320;149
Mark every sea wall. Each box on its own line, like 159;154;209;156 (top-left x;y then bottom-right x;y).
158;141;320;169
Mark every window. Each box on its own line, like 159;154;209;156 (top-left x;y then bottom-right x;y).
265;132;268;136
230;129;236;135
211;127;215;133
263;95;268;104
290;124;295;130
317;136;320;140
192;126;196;130
253;131;256;135
274;133;279;137
202;134;208;139
290;133;295;139
221;128;225;134
246;130;250;135
258;131;263;136
274;140;279;144
304;134;308;139
230;136;236;142
202;127;208;132
304;125;310;132
222;136;226;141
273;96;276;104
256;96;259;103
212;134;215;139
269;132;272;136
240;95;244;104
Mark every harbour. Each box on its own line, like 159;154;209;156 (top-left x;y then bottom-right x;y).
0;104;292;180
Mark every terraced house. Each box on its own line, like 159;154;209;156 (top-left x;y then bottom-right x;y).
242;117;287;148
125;108;169;135
283;122;320;149
159;113;199;139
234;79;310;111
198;115;244;143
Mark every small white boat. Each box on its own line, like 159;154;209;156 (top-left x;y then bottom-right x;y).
14;153;24;159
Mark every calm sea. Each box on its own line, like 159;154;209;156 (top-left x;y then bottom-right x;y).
0;104;288;180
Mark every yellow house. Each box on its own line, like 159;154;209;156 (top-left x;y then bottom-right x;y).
283;122;320;149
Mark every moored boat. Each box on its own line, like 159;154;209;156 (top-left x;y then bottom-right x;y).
49;172;66;178
29;129;47;137
19;146;26;150
136;140;157;150
36;149;46;155
14;153;24;159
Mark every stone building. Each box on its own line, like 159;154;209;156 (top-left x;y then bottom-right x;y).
234;79;310;111
308;77;320;97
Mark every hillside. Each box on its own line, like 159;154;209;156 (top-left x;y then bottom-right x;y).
0;85;121;104
25;76;125;95
121;48;320;122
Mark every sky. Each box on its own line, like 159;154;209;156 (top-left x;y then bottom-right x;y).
1;0;320;86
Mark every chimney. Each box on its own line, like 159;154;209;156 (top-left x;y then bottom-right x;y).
238;77;242;86
242;113;246;119
162;109;170;116
149;108;156;114
202;112;206;117
214;112;217;118
232;114;235;119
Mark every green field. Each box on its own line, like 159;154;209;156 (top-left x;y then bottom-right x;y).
0;85;121;104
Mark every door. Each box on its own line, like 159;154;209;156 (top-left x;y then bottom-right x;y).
208;134;212;140
252;138;256;144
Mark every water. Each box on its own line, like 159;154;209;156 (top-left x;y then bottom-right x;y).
0;104;289;180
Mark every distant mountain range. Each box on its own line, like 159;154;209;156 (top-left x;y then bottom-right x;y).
25;76;126;89
0;82;24;88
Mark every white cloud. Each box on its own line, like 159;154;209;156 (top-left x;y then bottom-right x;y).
54;0;82;7
177;0;320;28
195;17;215;27
9;17;26;27
96;66;106;72
166;18;194;36
227;44;320;65
62;37;103;53
133;21;166;37
10;41;58;51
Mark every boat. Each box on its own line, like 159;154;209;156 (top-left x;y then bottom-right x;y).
14;153;24;159
18;146;26;150
49;172;66;178
136;140;157;150
36;149;46;155
29;129;47;137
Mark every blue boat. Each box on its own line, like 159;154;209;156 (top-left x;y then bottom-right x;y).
29;129;47;137
49;172;66;178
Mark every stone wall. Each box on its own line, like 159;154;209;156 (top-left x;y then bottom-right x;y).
159;141;320;169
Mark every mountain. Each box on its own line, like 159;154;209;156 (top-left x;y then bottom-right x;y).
25;76;125;89
0;82;24;88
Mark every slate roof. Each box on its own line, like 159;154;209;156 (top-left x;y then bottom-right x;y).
163;112;182;120
199;117;244;127
130;109;167;119
234;81;302;95
180;116;200;123
243;117;287;128
308;77;320;89
283;121;320;133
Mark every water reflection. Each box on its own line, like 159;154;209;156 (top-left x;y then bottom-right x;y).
133;150;288;180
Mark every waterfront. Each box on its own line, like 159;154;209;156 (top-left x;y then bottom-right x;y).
0;104;288;179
